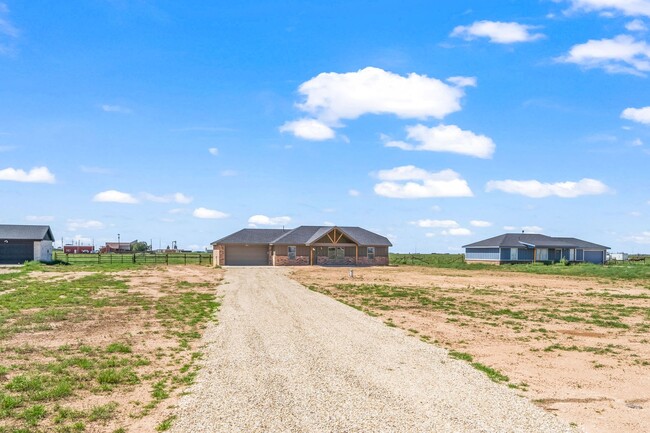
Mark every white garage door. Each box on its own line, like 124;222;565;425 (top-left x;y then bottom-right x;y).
225;245;269;266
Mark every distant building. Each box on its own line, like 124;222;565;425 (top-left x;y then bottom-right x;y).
101;241;136;254
463;233;609;265
63;245;94;254
608;252;628;261
0;224;54;264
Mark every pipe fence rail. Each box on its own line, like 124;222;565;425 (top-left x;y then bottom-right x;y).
54;252;213;266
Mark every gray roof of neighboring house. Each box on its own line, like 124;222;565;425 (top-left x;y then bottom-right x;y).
212;228;291;245
212;226;392;247
0;224;54;241
463;233;608;250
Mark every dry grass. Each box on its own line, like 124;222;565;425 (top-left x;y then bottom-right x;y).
0;264;222;433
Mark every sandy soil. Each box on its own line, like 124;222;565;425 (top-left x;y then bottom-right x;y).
290;266;650;433
1;265;223;433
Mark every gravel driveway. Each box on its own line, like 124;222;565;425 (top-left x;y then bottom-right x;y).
171;267;573;433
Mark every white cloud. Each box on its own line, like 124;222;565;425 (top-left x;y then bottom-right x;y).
629;211;642;216
503;225;517;231
626;19;648;31
71;235;93;245
373;166;473;199
626;231;650;243
168;208;187;214
470;220;492;227
522;225;543;233
208;147;219;156
0;166;56;183
486;178;610;198
566;0;650;17
66;219;105;231
632;138;644;146
285;67;470;134
348;189;361;197
279;118;336;141
559;35;650;76
193;207;229;219
385;124;495;158
441;228;472;236
247;215;291;226
446;76;477;87
451;21;544;44
142;192;193;204
622;106;650;124
92;190;139;204
412;219;459;228
0;3;18;54
425;233;436;238
221;169;238;177
25;215;55;223
101;104;132;114
323;221;335;226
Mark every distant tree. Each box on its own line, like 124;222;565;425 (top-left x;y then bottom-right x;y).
131;241;149;252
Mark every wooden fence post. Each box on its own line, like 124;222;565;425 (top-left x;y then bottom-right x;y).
166;254;169;265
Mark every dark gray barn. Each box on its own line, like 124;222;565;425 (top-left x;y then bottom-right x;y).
0;225;55;264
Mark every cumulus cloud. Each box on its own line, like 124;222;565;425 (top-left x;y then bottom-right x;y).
451;21;544;44
486;178;610;198
626;19;648;31
385;124;495;158
25;215;55;223
101;104;132;114
374;166;473;199
193;207;229;219
279;119;336;141
348;189;361;197
208;147;219;156
565;0;650;17
92;190;139;204
66;219;105;231
282;67;474;139
248;214;291;226
142;192;193;204
412;219;459;228
441;228;472;236
622;106;650;124
522;225;544;233
0;166;56;183
558;35;650;76
470;220;492;227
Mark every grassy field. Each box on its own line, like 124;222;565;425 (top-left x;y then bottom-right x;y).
390;253;650;280
0;262;221;433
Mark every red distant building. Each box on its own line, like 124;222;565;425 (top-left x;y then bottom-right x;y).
64;245;94;254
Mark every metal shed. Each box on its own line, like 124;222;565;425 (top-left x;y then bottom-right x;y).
0;225;55;264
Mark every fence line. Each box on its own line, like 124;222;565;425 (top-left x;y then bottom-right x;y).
54;252;213;266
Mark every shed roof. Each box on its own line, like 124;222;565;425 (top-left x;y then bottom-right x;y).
0;224;54;241
463;233;608;249
212;226;392;247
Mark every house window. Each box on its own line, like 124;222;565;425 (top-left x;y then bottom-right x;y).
535;248;548;261
367;247;375;260
288;246;296;260
328;247;344;260
510;248;518;261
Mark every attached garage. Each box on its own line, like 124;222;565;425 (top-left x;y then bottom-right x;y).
225;244;269;266
0;225;55;265
584;250;606;265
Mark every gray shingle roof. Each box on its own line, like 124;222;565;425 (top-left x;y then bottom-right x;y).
463;233;608;249
211;228;291;245
0;225;54;241
212;226;392;247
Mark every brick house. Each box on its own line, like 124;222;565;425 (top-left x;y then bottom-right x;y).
211;225;392;266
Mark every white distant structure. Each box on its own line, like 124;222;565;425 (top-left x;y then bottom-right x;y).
608;252;628;261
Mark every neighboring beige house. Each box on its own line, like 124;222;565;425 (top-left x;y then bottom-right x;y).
0;224;54;264
212;225;392;266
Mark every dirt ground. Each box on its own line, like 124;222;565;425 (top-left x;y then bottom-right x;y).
290;266;650;433
0;265;223;433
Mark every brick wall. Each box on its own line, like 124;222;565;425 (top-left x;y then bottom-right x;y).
356;256;389;266
275;255;310;266
212;244;225;267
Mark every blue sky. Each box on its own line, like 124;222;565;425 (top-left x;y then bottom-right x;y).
1;0;650;253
